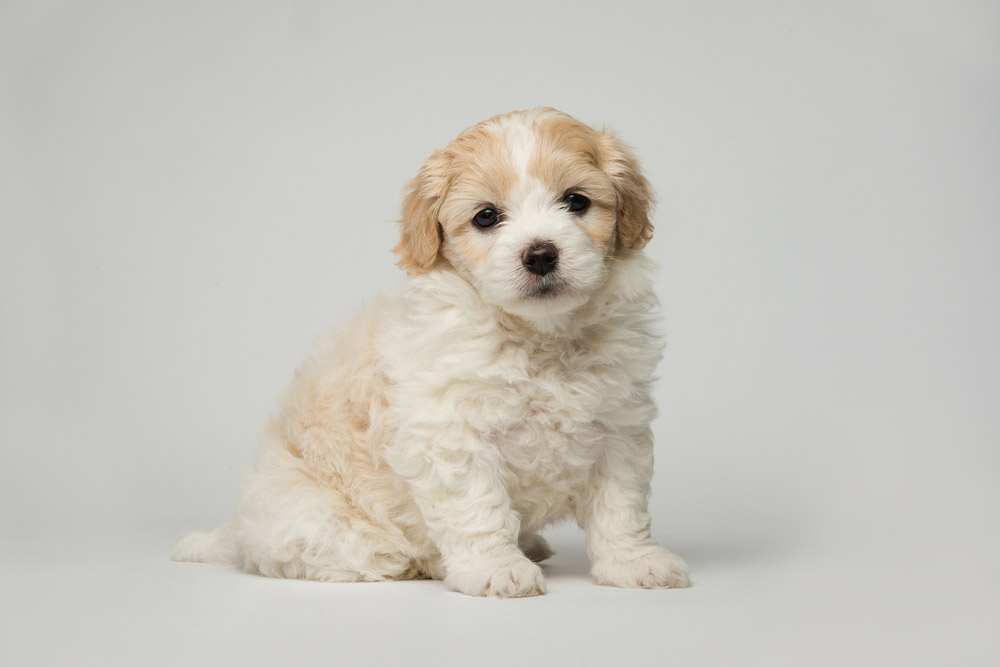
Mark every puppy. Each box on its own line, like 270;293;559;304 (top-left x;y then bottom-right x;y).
172;107;690;597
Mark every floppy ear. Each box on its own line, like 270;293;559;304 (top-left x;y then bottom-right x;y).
598;130;655;250
393;150;450;274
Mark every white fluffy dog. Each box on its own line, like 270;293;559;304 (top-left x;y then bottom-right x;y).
172;107;690;597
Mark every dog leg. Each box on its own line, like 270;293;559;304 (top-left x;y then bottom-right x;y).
388;434;545;598
578;427;690;589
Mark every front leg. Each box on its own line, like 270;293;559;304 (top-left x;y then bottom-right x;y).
387;426;545;598
577;427;690;589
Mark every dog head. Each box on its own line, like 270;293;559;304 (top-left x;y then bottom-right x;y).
394;108;654;320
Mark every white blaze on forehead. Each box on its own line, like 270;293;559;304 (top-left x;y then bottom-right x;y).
506;121;537;179
488;115;538;183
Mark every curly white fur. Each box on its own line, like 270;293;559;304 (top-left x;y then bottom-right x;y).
172;108;690;597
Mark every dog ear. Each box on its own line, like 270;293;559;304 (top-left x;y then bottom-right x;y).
598;130;655;250
393;150;450;275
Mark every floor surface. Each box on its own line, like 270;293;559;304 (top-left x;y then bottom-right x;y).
2;523;996;666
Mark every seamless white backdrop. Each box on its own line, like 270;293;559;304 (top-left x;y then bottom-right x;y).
1;2;998;665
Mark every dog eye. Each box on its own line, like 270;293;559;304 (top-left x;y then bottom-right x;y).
472;208;500;229
563;193;590;214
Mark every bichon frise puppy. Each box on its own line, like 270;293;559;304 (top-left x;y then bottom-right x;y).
172;107;690;597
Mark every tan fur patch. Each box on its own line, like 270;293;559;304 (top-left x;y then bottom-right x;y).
530;110;655;252
435;119;522;270
397;117;523;273
595;130;655;251
528;114;619;254
394;150;450;275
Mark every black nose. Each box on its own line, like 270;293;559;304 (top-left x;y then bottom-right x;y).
522;242;558;276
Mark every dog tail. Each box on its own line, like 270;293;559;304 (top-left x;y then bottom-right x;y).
170;524;237;566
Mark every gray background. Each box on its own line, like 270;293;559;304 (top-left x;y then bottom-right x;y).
1;1;997;665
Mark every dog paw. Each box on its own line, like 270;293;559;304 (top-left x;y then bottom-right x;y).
447;557;547;598
592;547;690;589
519;532;555;563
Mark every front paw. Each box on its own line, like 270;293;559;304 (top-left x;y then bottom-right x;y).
592;547;691;589
447;556;546;598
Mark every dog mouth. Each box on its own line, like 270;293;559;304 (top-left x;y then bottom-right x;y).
500;270;592;319
524;274;566;299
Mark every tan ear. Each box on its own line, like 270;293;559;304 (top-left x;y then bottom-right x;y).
393;150;450;274
598;130;655;250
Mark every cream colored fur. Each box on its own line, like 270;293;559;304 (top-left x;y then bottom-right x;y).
172;108;690;597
